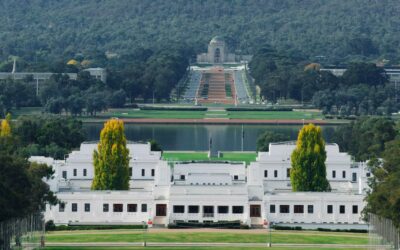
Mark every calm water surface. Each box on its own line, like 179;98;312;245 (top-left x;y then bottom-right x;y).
84;124;338;151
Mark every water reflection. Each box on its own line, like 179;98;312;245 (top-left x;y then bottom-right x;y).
84;124;338;151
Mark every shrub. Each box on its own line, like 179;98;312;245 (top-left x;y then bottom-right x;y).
140;106;207;111
226;107;293;111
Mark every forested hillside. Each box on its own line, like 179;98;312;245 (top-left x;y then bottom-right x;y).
0;0;399;65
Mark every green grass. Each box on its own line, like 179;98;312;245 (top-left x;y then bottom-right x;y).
101;110;207;119
45;230;368;245
9;107;326;121
44;247;366;250
162;152;257;164
162;152;209;161
227;111;323;120
218;152;257;164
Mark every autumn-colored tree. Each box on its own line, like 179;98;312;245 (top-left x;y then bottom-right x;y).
91;119;130;190
290;124;331;191
0;113;12;137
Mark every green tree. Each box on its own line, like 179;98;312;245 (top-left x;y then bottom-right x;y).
92;119;130;190
290;124;331;192
256;131;289;151
364;139;400;227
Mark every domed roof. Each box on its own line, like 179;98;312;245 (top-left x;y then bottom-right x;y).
210;36;225;43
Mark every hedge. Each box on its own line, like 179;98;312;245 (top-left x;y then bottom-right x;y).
140;106;207;111
45;220;147;231
226;107;293;111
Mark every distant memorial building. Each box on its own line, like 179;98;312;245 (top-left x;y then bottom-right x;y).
197;36;250;64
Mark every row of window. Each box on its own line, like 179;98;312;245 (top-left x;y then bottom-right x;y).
269;204;359;214
264;169;360;181
134;168;155;177
62;168;155;179
172;205;244;214
59;203;148;213
62;169;87;179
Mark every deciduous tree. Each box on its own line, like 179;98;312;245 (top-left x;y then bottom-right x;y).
0;113;11;137
290;124;331;192
92;119;130;190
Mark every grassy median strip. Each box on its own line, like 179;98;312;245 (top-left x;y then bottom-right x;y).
45;231;368;245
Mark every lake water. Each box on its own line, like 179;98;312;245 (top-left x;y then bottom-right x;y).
84;124;339;151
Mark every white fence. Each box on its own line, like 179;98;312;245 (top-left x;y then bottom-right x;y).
369;214;400;249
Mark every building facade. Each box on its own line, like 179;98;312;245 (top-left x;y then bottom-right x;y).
33;141;370;229
196;36;251;64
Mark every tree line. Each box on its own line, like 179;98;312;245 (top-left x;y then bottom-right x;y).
0;1;399;65
0;48;190;116
249;46;399;116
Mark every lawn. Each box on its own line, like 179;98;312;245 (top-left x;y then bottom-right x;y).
9;107;326;121
45;247;366;250
162;152;257;165
226;110;323;120
45;230;368;245
100;109;207;119
162;152;209;161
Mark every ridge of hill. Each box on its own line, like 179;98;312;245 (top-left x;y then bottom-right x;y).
0;0;399;64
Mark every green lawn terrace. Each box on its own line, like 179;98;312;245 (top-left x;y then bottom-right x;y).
95;108;323;120
46;229;368;246
162;151;257;165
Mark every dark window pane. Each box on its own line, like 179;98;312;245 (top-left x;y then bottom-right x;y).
84;203;90;212
327;205;333;214
103;204;109;212
188;206;199;213
218;206;229;214
232;206;244;214
352;205;358;214
113;204;123;212
294;205;304;213
141;204;147;212
173;205;185;213
264;170;268;177
59;203;65;212
279;205;290;213
270;205;275;213
340;205;345;214
72;203;77;212
128;204;137;212
307;205;314;214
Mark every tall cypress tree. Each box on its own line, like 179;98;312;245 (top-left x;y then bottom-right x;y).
91;119;130;190
290;124;330;192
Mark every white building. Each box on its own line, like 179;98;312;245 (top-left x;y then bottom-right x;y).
33;141;370;229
